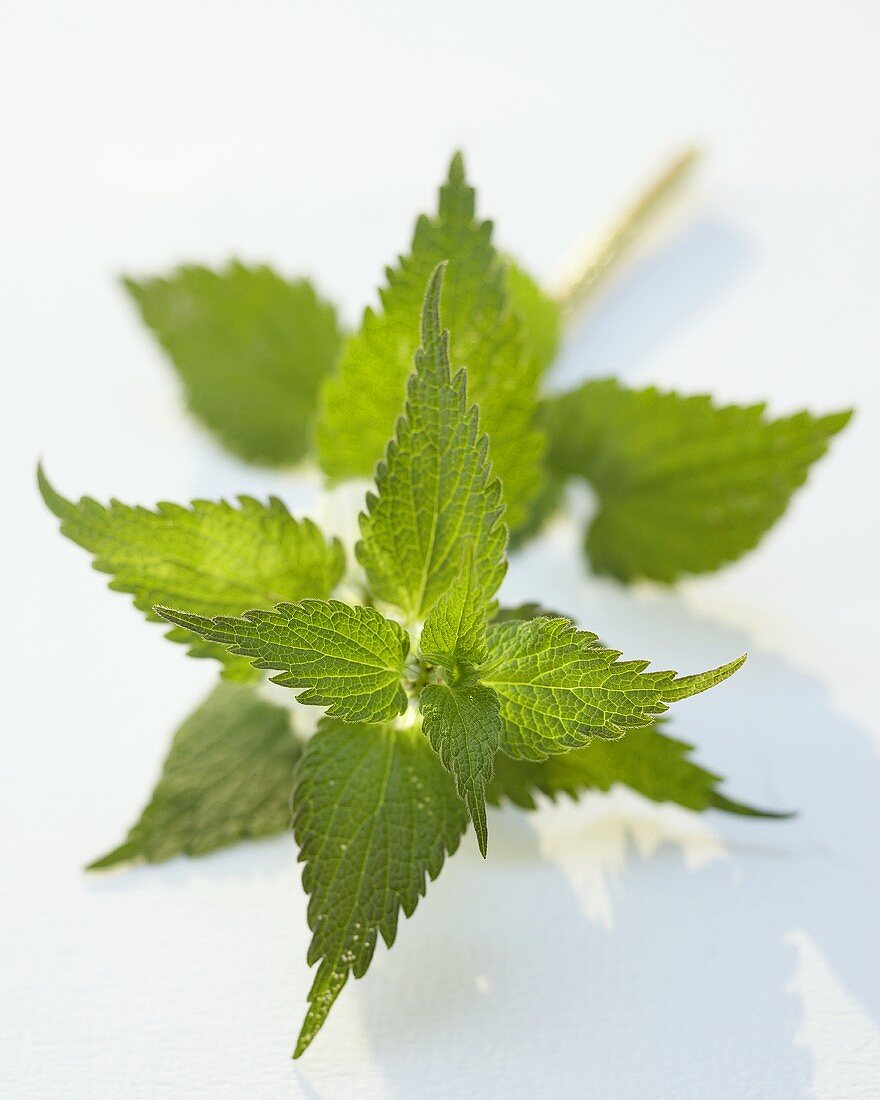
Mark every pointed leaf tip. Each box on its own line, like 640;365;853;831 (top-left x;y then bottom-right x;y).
315;141;545;530
88;682;304;869
420;261;447;345
293;1026;313;1059
420;682;500;856
85;839;141;871
154;604;190;628
155;601;410;724
486;721;790;819
36;462;76;522
709;792;796;819
665;653;747;703
448;149;466;181
476;817;488;859
292;721;468;1052
544;380;855;581
40;486;345;682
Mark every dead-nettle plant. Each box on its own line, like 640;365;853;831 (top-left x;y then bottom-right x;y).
40;152;849;1057
119;150;851;580
40;268;758;1054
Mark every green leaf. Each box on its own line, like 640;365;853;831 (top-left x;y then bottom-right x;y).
38;466;345;678
419;547;487;667
156;600;409;723
543;379;852;582
507;469;566;549
292;719;468;1057
125;263;342;466
487;721;784;817
480;615;744;760
357;264;507;621
318;153;545;528
420;681;501;857
89;681;304;869
503;259;562;375
492;602;565;625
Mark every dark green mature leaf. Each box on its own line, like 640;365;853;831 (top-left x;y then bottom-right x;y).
292;719;468;1057
357;264;507;621
487;722;783;817
39;466;345;679
125;263;342;466
420;680;501;857
480;616;744;760
157;600;409;723
89;681;303;869
543;379;852;582
318;153;545;528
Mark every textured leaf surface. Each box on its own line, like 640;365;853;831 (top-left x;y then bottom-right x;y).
487;722;781;817
89;682;303;869
293;720;468;1056
157;600;409;723
480;616;744;760
357;265;506;620
39;467;344;678
420;547;487;667
318;153;545;528
125;264;342;466
543;379;852;582
420;681;501;857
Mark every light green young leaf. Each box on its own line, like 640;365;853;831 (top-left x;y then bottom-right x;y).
125;264;342;466
487;721;784;817
156;600;409;723
357;264;507;621
419;547;487;667
318;153;545;528
89;681;304;869
543;379;852;582
39;466;345;679
420;681;501;857
503;259;562;376
480;616;744;760
293;719;468;1057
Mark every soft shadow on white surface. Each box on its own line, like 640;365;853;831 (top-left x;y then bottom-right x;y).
49;497;879;1100
549;217;752;392
10;214;873;1097
788;929;880;1098
286;541;880;1100
84;833;298;892
6;2;879;1094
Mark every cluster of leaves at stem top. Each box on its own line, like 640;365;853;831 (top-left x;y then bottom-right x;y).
126;151;850;581
158;267;748;1055
42;262;779;1059
41;151;846;1058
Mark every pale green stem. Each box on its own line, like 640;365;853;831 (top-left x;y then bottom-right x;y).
551;146;702;320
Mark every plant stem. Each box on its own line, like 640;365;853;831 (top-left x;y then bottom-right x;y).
551;146;702;319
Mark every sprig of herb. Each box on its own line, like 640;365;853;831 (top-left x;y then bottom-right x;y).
43;265;775;1056
124;151;850;579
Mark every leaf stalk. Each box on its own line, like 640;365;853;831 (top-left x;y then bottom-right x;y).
551;146;701;319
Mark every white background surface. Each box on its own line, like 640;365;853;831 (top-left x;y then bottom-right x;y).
3;2;880;1097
